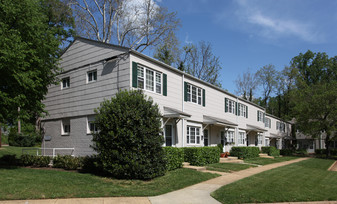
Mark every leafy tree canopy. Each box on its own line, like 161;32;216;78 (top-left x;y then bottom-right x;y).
0;0;74;123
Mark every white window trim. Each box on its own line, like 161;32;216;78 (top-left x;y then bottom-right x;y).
238;131;246;146
164;123;174;147
137;65;162;94
61;77;70;89
225;98;236;114
87;115;98;134
61;119;70;135
238;103;247;117
87;70;97;83
186;83;203;105
186;125;202;145
257;110;264;122
257;133;263;145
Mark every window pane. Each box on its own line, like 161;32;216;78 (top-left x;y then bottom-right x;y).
146;69;154;91
190;127;195;143
192;86;197;103
137;67;144;89
187;85;191;101
156;73;161;94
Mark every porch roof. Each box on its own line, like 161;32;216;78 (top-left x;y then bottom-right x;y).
203;115;238;128
163;107;191;119
266;133;281;138
246;124;267;133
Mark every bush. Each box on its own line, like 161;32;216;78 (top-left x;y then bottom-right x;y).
1;134;8;145
315;149;337;156
0;154;19;166
163;147;184;171
230;147;260;159
217;144;224;153
53;155;82;170
93;90;166;180
21;155;51;167
81;155;104;174
183;147;220;166
8;126;38;147
280;149;295;156
261;146;280;157
295;148;308;156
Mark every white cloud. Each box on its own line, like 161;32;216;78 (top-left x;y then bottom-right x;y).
233;0;324;43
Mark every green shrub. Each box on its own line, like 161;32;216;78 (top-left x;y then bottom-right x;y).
81;155;104;174
163;147;184;171
315;149;337;156
296;148;308;156
53;155;82;170
280;149;295;156
1;134;8;144
230;147;260;159
261;146;280;157
183;147;220;166
21;155;51;167
8;127;36;147
0;154;19;166
93;90;166;180
217;144;224;153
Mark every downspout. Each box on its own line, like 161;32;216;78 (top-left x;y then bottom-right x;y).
182;74;185;147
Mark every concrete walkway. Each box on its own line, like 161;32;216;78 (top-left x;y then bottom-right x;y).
0;158;309;204
149;158;309;204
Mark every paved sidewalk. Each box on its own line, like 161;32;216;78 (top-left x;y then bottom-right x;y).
0;158;309;204
149;158;309;204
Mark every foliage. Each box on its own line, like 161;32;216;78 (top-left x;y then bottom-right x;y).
291;50;337;157
21;154;51;167
53;155;82;170
230;147;260;159
80;155;104;174
217;143;224;154
256;64;278;107
153;32;180;66
295;149;308;156
0;154;20;166
0;168;219;199
0;146;40;158
280;149;295;156
0;0;73;123
235;68;258;101
212;159;337;204
70;0;180;53
93;90;166;180
180;41;222;87
1;134;8;145
8;128;36;147
315;149;337;156
163;147;184;171
261;146;280;157
183;147;220;166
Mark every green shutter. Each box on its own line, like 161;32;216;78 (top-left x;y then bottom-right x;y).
225;98;228;112
257;110;259;121
132;62;138;88
238;103;241;116
202;89;205;107
235;102;238;115
163;74;167;96
184;82;188;101
246;106;248;118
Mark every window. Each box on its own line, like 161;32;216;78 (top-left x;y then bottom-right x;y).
265;138;270;146
186;126;200;144
62;77;70;89
238;103;248;118
225;98;236;114
137;65;162;93
238;131;246;145
257;133;263;145
225;131;235;144
276;121;285;132
257;110;265;122
186;83;203;105
87;116;98;134
62;119;70;135
265;117;271;128
87;70;97;82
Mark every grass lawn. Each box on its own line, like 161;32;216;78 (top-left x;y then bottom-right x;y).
206;163;256;173
0;146;40;158
212;158;337;204
244;156;298;165
0;167;219;200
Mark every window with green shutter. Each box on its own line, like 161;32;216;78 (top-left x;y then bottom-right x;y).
184;82;204;106
163;74;167;96
132;62;138;88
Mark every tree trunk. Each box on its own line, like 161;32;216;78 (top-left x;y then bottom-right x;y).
325;133;330;159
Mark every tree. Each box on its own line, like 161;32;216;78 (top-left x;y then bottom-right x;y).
256;64;278;107
153;31;180;66
0;0;74;136
180;41;222;87
93;90;166;180
235;68;258;101
291;50;337;157
69;0;180;52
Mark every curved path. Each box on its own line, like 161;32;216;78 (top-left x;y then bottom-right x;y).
149;158;309;204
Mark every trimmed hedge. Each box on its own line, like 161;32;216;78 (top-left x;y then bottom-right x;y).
183;147;220;166
21;155;51;167
280;149;295;156
261;146;280;157
163;147;184;171
315;149;337;156
53;155;82;170
230;147;260;159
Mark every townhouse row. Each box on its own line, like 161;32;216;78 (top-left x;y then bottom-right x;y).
41;37;291;156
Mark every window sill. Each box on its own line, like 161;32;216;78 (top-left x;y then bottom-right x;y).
61;133;70;136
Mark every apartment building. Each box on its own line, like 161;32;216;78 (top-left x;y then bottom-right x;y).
41;37;291;156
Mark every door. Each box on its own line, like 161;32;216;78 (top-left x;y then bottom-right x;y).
165;124;172;146
204;129;209;146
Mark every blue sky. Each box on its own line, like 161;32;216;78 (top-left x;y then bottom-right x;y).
156;0;337;96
